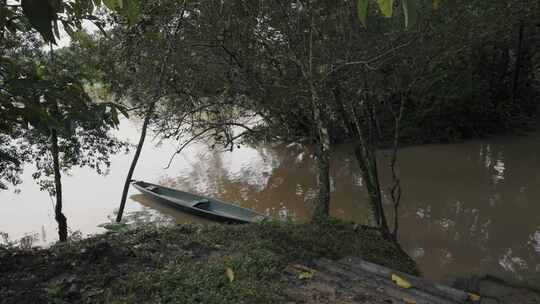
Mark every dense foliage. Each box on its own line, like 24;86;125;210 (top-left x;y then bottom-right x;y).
94;0;539;227
0;0;139;44
1;0;539;238
397;0;540;143
0;1;131;240
1;34;120;185
94;0;540;145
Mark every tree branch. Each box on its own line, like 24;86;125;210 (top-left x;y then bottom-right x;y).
324;39;415;80
164;127;213;169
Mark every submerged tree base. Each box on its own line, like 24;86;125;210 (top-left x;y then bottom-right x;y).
0;219;417;303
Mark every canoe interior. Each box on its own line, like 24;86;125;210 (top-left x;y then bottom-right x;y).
133;181;264;222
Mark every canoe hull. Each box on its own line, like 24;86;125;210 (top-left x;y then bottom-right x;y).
139;191;250;224
132;181;264;224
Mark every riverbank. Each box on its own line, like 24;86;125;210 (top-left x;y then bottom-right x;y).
0;219;417;303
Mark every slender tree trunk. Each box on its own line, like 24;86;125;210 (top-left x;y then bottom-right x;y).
310;84;331;220
314;142;331;219
369;150;389;230
345;96;391;237
333;90;384;229
51;129;67;242
353;146;378;222
116;103;156;222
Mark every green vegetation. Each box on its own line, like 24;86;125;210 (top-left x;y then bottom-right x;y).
105;0;540;236
0;219;416;303
0;32;128;241
1;1;539;301
0;0;140;45
1;0;539;246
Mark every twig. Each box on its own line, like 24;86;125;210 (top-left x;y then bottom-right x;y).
388;92;405;239
324;39;415;80
164;127;213;169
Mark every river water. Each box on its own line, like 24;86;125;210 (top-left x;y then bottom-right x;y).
1;119;539;285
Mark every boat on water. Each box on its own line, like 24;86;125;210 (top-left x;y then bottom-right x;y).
131;180;267;223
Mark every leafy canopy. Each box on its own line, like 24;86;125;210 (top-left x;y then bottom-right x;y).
1;0;140;44
0;23;128;191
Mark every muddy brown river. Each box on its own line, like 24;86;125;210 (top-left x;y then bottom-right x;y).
1;119;539;285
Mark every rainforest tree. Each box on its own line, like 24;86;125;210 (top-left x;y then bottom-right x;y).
0;0;135;241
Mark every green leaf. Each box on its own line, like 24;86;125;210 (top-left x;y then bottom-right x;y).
110;106;120;126
103;0;121;10
103;0;139;24
21;0;57;44
116;105;130;119
62;20;75;37
377;0;394;18
402;0;417;28
357;0;369;28
124;0;140;24
98;222;129;231
433;0;441;10
48;0;63;13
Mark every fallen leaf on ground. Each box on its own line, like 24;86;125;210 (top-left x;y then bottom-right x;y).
285;264;317;280
391;274;412;289
226;267;235;282
298;271;315;280
468;293;481;301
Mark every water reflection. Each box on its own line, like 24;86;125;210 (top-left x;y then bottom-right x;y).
131;132;540;284
153;144;369;224
1;229;42;249
394;136;540;283
130;194;212;225
1;119;539;284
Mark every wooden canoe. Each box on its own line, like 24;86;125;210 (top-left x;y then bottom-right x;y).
131;180;267;223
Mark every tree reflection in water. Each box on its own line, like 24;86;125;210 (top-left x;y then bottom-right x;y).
131;133;540;284
4;128;533;283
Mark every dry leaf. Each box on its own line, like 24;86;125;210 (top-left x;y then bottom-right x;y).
468;293;481;301
403;298;417;304
287;264;316;280
291;264;315;272
391;274;412;289
298;271;315;280
226;267;235;282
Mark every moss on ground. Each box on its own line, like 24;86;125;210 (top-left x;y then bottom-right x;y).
0;219;417;304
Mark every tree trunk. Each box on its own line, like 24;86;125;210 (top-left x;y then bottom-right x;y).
116;103;156;223
343;93;391;236
51;129;67;242
310;84;331;220
313;142;331;219
332;90;387;230
368;148;391;236
353;146;379;225
353;145;391;237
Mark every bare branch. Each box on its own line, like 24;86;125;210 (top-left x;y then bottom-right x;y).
324;39;415;80
388;93;405;239
164;127;213;169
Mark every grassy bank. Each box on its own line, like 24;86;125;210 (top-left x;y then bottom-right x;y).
0;219;416;304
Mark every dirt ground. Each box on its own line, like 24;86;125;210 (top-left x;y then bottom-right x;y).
3;221;536;304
